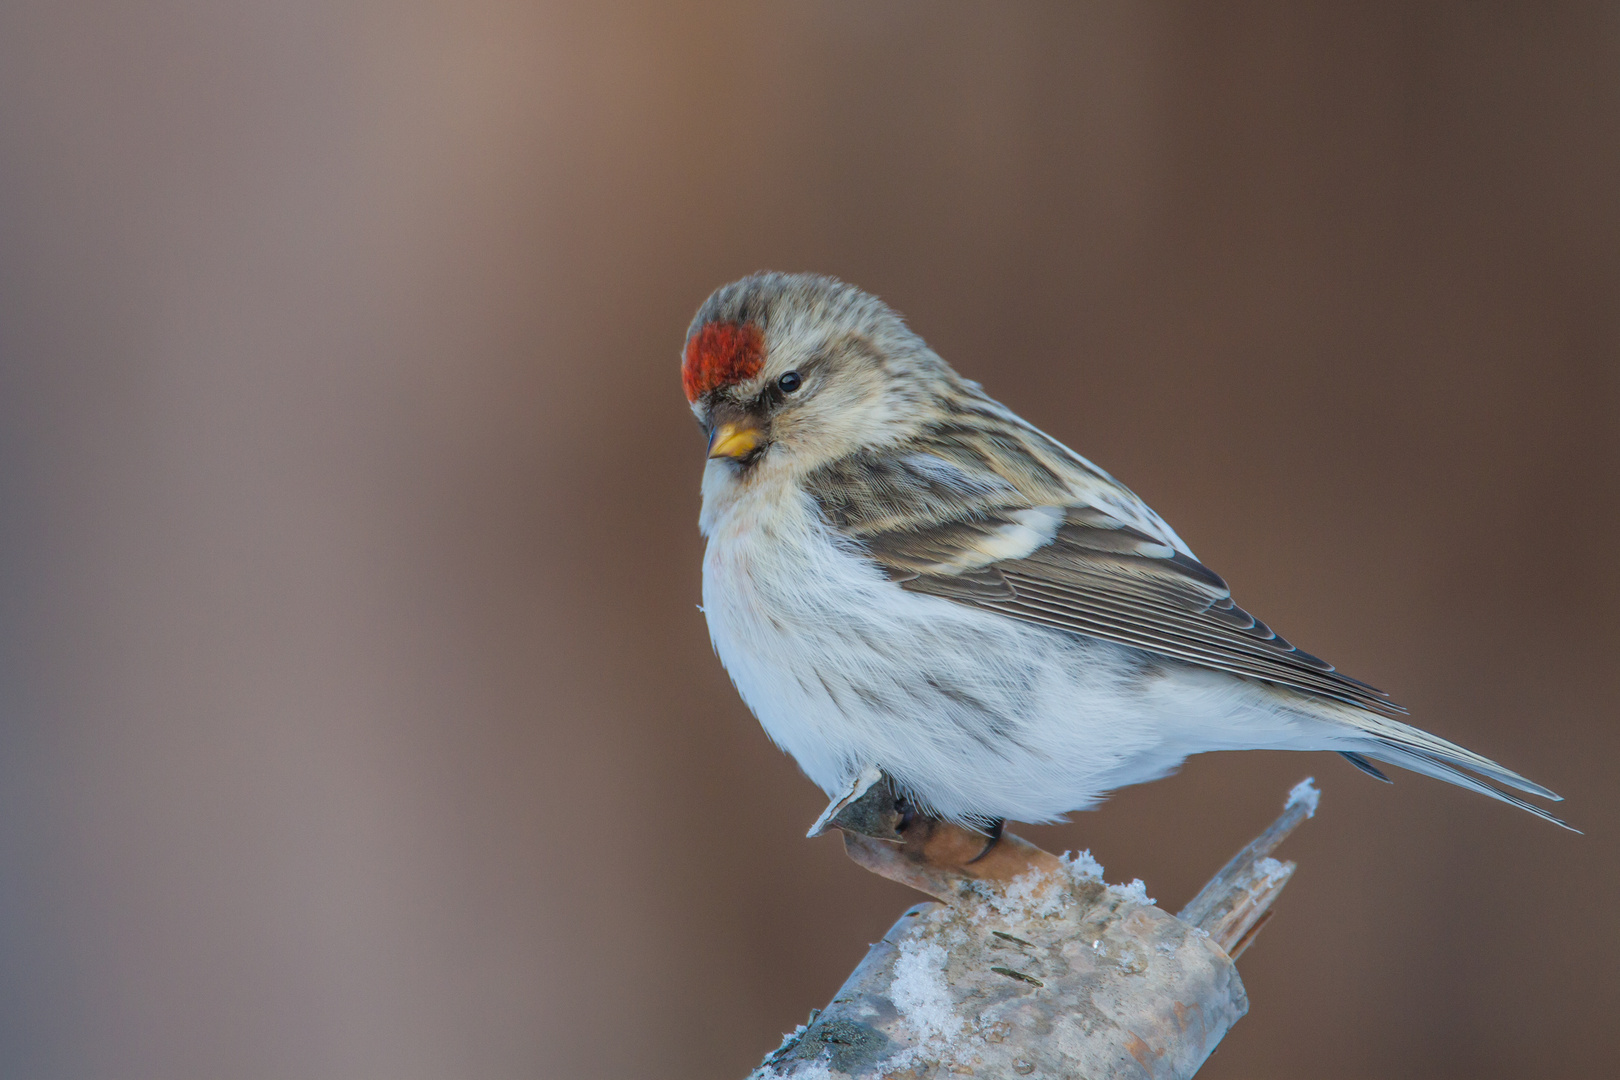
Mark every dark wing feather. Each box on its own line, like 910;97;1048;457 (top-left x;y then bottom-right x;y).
808;451;1403;717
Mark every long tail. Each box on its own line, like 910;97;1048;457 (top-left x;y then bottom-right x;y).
1333;712;1575;831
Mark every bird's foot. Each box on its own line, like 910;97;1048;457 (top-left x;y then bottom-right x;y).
806;765;889;838
810;769;911;842
808;775;1065;903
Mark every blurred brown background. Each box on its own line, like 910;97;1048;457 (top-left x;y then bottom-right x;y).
0;2;1615;1078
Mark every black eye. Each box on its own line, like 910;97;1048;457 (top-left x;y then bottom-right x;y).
777;371;803;393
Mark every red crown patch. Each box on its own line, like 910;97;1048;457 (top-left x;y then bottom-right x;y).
683;322;764;402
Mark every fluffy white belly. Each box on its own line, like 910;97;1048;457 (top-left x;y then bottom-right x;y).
699;484;1309;822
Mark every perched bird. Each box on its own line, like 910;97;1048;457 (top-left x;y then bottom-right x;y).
685;271;1568;836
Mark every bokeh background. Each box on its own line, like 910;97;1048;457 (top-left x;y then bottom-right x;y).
0;2;1615;1078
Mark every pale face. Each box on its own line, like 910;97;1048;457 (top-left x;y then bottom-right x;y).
688;307;943;482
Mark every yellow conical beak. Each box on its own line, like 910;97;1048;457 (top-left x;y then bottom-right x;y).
707;421;761;459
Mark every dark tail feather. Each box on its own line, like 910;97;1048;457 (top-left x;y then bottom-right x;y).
1340;751;1393;783
1362;744;1579;833
1332;711;1563;800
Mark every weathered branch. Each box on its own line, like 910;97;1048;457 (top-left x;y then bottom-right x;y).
749;776;1319;1079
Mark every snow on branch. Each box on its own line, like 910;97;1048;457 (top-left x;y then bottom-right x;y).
749;777;1317;1080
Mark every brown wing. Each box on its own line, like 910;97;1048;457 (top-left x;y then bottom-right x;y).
809;449;1402;717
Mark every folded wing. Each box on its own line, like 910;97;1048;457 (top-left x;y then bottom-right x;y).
809;446;1400;716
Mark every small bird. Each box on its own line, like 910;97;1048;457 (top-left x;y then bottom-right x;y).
685;271;1568;836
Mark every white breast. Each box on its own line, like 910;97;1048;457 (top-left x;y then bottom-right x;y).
696;464;1237;823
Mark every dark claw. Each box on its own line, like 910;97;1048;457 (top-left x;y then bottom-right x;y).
967;818;1005;863
896;794;918;833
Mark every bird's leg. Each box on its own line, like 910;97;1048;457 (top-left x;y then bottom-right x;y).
811;774;1067;903
966;818;1005;864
